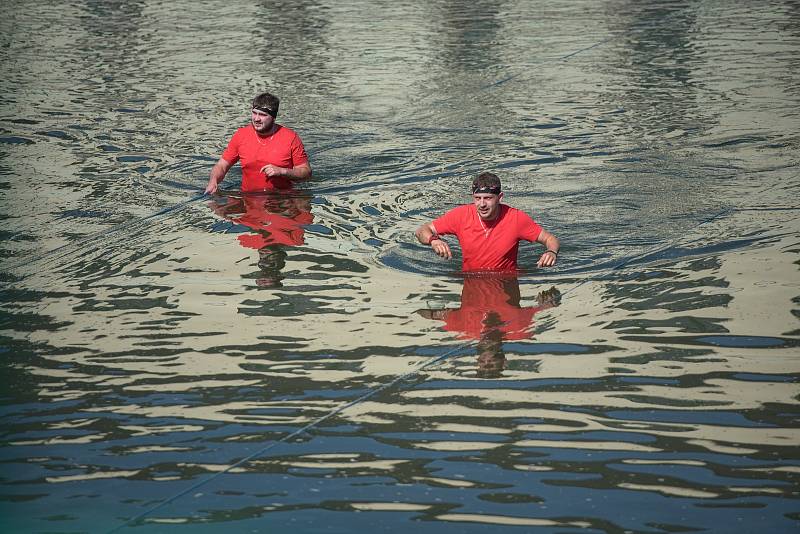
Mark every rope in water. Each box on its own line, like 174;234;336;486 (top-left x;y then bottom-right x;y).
102;27;635;527
104;175;784;531
1;143;354;277
105;340;475;533
23;6;793;527
104;169;792;534
2;192;208;277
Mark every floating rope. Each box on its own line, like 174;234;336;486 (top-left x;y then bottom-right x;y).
2;192;207;277
105;197;747;532
105;340;475;533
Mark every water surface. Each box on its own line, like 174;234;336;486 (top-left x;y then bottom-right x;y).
1;1;799;533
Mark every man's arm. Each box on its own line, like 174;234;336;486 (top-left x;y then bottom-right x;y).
260;162;312;180
415;222;452;260
205;158;234;194
535;229;560;268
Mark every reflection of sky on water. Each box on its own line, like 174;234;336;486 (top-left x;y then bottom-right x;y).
0;0;799;533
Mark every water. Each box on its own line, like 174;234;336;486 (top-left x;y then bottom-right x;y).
1;1;799;533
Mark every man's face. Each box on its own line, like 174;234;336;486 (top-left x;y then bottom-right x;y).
472;192;503;221
251;108;275;133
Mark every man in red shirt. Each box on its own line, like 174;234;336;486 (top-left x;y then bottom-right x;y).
415;172;560;271
205;92;312;194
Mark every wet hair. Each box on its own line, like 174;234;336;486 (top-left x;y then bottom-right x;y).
252;92;280;117
472;172;501;194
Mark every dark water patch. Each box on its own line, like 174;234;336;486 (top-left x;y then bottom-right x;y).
523;121;568;129
701;135;770;148
694;335;792;348
605;409;777;428
116;154;159;163
0;493;48;502
506;342;615;355
57;209;114;219
0;309;72;333
363;237;385;247
609;394;730;408
72;295;176;313
376;431;507;443
496;156;567;168
606;315;730;335
731;373;797;383
278;388;373;401
695;502;767;509
478;492;543;504
37;130;76;141
420;378;604;390
0;136;34;145
615;376;681;386
620;334;797;349
160;178;205;191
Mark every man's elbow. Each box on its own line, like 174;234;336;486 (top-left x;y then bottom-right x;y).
297;164;312;180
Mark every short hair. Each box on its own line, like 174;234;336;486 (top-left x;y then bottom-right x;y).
472;172;501;192
252;92;280;116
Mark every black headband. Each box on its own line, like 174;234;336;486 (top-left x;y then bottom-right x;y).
253;106;277;118
472;186;501;195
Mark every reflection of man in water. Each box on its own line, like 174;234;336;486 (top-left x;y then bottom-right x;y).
208;192;313;287
418;275;560;377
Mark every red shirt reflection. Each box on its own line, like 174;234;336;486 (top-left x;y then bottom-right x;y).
209;191;313;250
431;275;558;341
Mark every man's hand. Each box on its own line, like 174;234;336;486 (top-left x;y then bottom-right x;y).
431;238;452;259
207;158;232;195
535;230;560;268
536;250;558;268
261;164;287;177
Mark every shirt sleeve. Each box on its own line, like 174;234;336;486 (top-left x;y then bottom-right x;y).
517;210;542;242
290;133;309;167
220;129;243;165
431;206;464;236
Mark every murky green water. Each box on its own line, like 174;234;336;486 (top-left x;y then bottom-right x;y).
1;1;799;533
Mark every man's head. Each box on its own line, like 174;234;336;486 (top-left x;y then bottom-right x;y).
251;92;280;133
476;330;506;378
472;172;503;221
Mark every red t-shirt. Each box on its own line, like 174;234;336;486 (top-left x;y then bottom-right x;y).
221;125;309;192
432;204;542;271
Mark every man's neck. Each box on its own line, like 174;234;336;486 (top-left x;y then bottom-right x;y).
255;124;279;137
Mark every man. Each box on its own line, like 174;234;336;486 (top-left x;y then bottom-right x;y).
205;92;312;194
415;172;560;271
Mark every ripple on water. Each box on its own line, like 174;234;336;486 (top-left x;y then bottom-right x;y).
1;1;799;533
